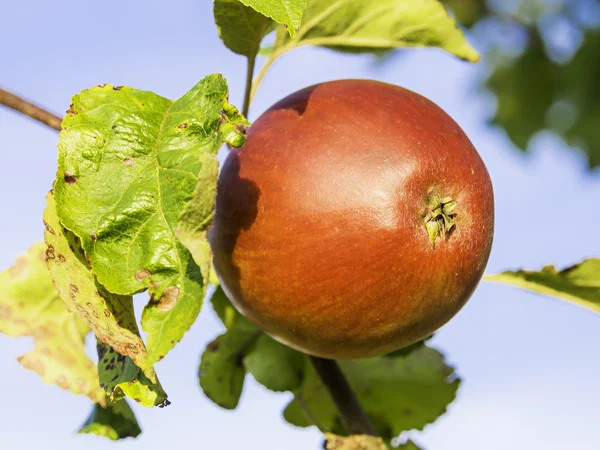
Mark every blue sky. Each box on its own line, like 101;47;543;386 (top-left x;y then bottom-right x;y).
1;1;600;449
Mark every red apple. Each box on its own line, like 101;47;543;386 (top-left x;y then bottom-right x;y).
209;79;494;360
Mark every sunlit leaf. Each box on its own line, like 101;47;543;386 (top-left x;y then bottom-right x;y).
284;347;459;442
78;399;141;440
485;258;600;312
0;243;104;404
54;75;248;367
44;192;167;407
214;0;274;57
269;0;480;62
238;0;309;38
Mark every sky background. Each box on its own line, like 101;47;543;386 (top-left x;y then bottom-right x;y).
1;1;600;449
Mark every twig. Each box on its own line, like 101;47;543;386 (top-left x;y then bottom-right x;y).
0;87;61;131
309;355;378;436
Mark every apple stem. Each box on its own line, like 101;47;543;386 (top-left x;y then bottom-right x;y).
0;87;62;131
308;355;378;437
242;54;256;118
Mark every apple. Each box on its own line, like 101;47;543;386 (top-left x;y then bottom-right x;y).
209;79;494;360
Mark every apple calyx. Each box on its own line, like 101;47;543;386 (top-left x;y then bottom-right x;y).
424;191;457;245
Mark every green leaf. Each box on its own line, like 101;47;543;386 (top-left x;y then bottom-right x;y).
174;152;219;285
44;192;145;366
485;258;600;313
238;0;309;38
0;243;105;405
200;286;306;406
324;433;390;449
44;192;167;407
243;333;305;392
284;346;459;442
211;286;255;331
486;29;600;168
199;328;261;409
486;32;556;150
54;74;248;367
214;0;274;57
441;0;489;28
269;0;480;62
97;341;168;408
78;399;141;440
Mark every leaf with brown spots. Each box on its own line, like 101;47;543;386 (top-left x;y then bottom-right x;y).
0;243;104;404
78;398;141;440
53;75;248;368
284;346;459;445
44;193;167;407
97;341;168;408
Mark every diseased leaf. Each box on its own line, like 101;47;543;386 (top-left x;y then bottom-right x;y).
243;333;305;392
97;341;168;408
485;258;600;312
44;193;167;407
54;74;248;367
270;0;479;62
238;0;309;38
284;347;459;443
78;399;141;441
44;192;145;366
324;433;389;450
0;243;104;404
214;0;274;57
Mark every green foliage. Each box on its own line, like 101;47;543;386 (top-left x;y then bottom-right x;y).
0;242;105;405
486;258;600;313
54;75;248;368
214;0;274;57
97;341;168;408
44;191;167;407
79;400;141;441
284;347;459;443
237;0;309;38
204;288;458;445
199;287;304;407
44;193;143;365
478;0;600;168
244;333;305;392
268;0;480;62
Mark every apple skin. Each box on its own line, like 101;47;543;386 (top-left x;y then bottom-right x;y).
209;79;494;360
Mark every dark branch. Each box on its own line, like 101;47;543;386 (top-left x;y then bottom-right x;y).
309;355;378;437
0;88;62;131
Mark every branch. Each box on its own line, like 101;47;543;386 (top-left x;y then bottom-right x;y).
0;88;62;131
309;355;378;437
